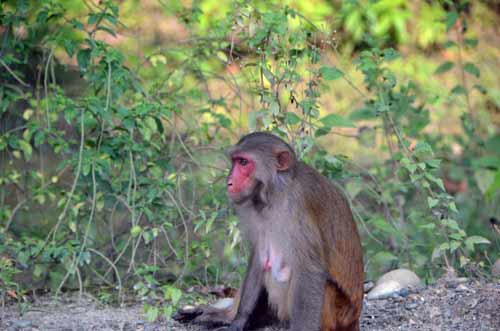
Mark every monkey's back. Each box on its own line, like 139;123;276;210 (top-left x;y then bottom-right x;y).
294;162;364;330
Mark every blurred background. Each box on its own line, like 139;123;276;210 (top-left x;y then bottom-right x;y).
0;0;498;317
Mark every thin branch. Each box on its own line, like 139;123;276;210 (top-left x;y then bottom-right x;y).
0;58;30;87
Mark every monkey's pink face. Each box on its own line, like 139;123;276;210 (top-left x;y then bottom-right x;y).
227;153;256;202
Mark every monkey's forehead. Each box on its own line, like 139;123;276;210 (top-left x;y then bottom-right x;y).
226;142;295;159
226;146;256;158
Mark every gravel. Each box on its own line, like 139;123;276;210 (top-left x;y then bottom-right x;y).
1;280;498;331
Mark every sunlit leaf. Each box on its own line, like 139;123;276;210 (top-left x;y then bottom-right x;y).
464;62;480;78
445;11;458;31
434;61;454;74
319;66;344;80
320;113;356;128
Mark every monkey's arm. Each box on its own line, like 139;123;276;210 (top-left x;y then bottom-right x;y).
226;250;265;331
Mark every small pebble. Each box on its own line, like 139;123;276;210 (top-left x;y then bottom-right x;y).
445;277;468;288
455;284;470;292
13;320;33;330
405;302;419;310
363;281;375;293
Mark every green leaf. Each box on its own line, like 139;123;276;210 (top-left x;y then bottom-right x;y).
434;61;454;74
63;40;76;57
464;38;478;48
443;40;457;49
424;173;445;191
450;240;461;252
463;62;480;78
145;116;158;133
474;170;495;194
427;197;438;209
448;202;458;213
471;156;500;170
441;218;460;231
145;305;159;322
451;85;467;95
97;26;117;37
170;287;182;304
420;223;435;230
320;113;356;128
70;19;85;30
163;306;173;319
88;13;100;25
401;157;417;174
413;141;433;159
382;48;399;61
131;226;142;237
431;246;442;260
370;218;399;236
77;48;92;71
425;159;441;169
372;251;398;266
262;66;275;85
315;127;331;137
486;170;500;198
445;11;458;31
319;66;344;80
346;180;363;199
285;112;301;125
473;84;487;94
465;235;491;251
269;101;280;115
18;140;33;160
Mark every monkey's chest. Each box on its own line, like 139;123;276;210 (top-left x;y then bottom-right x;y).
259;240;291;283
261;240;292;321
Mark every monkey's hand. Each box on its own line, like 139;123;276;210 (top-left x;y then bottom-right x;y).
173;305;232;328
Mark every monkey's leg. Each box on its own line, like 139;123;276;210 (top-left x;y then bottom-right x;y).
224;252;266;331
245;290;279;330
290;271;325;331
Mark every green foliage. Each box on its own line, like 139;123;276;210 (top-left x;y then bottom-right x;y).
339;0;411;47
0;0;498;320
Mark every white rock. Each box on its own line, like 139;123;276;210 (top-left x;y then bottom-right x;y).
366;280;403;300
375;268;422;288
211;297;234;310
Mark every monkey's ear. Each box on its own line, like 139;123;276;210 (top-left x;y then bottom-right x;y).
276;150;293;171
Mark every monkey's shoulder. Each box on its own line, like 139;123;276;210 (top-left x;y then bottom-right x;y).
294;162;344;195
291;162;352;221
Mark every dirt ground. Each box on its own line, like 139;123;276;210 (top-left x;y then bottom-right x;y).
1;280;498;331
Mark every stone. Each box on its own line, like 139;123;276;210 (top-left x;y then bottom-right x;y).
367;268;423;300
375;268;422;288
366;280;403;300
12;320;33;330
211;297;234;310
363;281;374;293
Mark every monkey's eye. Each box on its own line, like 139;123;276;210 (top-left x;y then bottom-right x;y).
238;158;248;166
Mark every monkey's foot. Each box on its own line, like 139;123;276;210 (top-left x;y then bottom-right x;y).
173;305;232;328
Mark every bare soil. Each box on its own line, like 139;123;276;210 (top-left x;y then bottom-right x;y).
1;280;498;331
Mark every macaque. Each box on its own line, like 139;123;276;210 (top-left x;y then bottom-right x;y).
175;132;364;331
